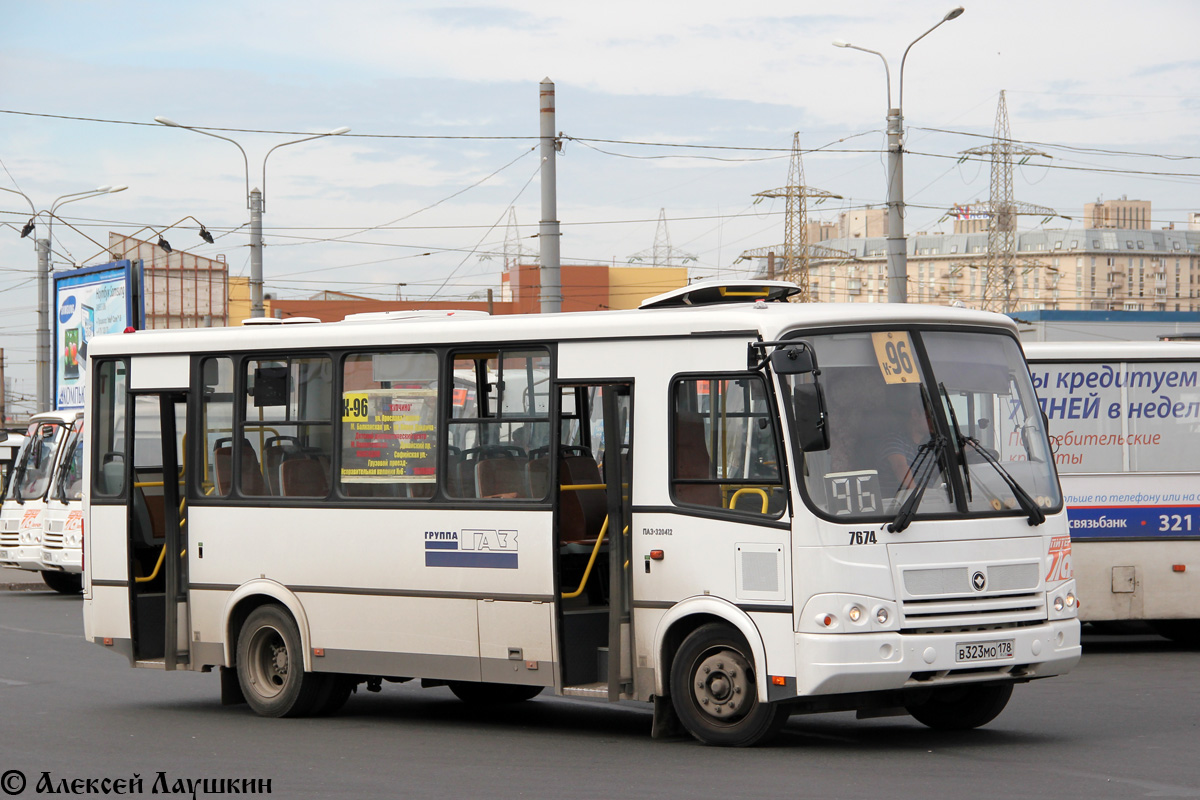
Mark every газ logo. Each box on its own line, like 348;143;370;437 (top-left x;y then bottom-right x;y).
424;528;518;569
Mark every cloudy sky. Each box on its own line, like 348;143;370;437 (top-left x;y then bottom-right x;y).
1;1;1198;414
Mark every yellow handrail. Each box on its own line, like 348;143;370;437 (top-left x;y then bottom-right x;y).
561;516;609;599
134;545;167;584
729;487;769;514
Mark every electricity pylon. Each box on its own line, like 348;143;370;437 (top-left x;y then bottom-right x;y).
628;208;695;268
741;132;842;301
956;91;1058;312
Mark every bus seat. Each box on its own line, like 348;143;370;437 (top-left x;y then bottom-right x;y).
476;456;531;498
674;413;722;507
527;455;551;498
558;454;607;544
213;441;267;496
279;457;329;497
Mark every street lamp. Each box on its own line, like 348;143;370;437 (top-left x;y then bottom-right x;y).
153;117;351;318
0;184;127;412
834;6;964;303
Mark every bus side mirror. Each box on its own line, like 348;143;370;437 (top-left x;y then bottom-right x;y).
770;346;815;375
791;382;829;452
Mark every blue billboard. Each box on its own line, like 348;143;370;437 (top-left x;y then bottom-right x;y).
53;261;139;410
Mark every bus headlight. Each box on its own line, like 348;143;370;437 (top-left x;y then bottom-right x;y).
875;607;889;625
848;605;862;623
1054;596;1064;612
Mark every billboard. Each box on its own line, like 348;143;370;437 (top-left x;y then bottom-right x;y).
54;261;137;410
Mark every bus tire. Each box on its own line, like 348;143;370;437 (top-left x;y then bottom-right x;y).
447;681;543;704
312;674;356;716
41;571;82;594
1150;620;1200;646
906;682;1013;730
236;604;323;718
669;623;787;747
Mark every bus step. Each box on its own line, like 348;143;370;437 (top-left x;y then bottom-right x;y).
133;659;167;670
561;682;608;698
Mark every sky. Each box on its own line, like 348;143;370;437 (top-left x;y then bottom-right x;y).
1;0;1198;415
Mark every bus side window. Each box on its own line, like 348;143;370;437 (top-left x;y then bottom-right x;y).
92;359;129;499
670;375;784;517
339;351;439;500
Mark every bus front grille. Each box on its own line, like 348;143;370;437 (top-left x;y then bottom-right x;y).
900;592;1046;631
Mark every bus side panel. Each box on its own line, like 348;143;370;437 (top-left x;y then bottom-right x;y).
1073;540;1200;621
186;505;555;682
83;504;132;646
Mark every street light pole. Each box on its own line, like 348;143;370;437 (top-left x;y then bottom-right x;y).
154;118;350;318
1;184;127;412
834;6;964;304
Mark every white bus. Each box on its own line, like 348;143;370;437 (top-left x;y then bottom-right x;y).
41;416;86;592
1;409;84;593
82;281;1079;746
1024;341;1200;643
0;430;28;495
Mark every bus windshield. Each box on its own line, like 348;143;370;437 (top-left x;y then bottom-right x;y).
6;421;64;502
51;420;85;503
787;329;1060;522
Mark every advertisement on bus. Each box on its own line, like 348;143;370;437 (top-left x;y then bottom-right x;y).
53;261;138;411
1031;359;1200;540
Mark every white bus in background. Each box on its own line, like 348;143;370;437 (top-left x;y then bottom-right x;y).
1;430;28;495
41;416;85;593
83;282;1079;746
1025;341;1200;643
0;410;84;593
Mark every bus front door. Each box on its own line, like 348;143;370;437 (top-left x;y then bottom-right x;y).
556;383;633;699
127;392;189;669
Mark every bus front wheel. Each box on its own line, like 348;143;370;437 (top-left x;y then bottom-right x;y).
41;571;82;594
670;623;787;746
906;683;1013;730
236;604;324;717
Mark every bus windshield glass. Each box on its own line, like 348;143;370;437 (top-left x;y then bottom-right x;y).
788;329;1059;522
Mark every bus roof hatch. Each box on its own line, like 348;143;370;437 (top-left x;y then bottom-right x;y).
638;280;801;310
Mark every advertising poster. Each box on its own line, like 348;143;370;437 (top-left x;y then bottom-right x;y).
1032;360;1200;539
54;261;136;410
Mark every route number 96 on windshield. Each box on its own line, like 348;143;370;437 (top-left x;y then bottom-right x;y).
870;331;918;385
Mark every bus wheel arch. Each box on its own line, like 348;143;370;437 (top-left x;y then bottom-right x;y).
223;581;313;673
653;598;770;704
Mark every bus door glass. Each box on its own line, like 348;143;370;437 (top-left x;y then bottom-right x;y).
555;383;632;696
128;392;188;667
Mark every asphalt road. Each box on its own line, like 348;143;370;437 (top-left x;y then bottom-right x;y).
1;586;1198;800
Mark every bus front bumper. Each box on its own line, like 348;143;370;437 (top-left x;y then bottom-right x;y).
0;544;46;571
41;548;82;573
794;620;1081;697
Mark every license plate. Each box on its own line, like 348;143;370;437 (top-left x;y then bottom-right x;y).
956;639;1014;663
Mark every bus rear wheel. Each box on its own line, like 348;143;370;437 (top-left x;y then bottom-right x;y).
906;683;1013;730
41;571;82;594
236;604;324;717
670;623;787;747
448;681;543;704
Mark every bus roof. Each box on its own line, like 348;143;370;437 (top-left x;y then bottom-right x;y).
88;298;1019;358
1024;340;1200;361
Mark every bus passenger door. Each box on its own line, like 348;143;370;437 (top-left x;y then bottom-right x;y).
127;392;189;669
556;383;633;699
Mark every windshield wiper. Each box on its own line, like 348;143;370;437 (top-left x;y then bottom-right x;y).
958;436;1046;526
938;382;973;503
888;434;946;533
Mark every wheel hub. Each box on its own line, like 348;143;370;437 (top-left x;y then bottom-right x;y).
691;649;752;721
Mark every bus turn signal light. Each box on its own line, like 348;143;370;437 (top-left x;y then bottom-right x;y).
1173;564;1186;573
771;675;787;686
650;550;664;561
